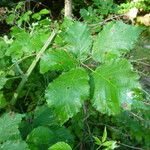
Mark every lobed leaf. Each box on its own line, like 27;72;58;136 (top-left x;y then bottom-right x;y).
45;68;90;124
92;59;140;115
64;22;92;60
40;49;78;74
0;113;23;142
92;21;142;62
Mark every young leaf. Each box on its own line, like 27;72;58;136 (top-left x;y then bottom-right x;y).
0;113;23;142
92;21;142;62
45;68;90;124
32;13;41;20
93;136;102;145
40;49;78;74
92;59;140;115
102;127;107;143
48;142;72;150
102;141;118;149
39;9;50;15
64;22;92;60
0;141;29;150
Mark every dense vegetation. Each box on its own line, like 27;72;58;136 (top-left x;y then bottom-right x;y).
0;0;150;150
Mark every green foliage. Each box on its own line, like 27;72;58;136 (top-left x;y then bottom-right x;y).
80;0;118;24
118;0;150;13
0;141;29;150
32;105;57;127
0;113;23;142
64;22;92;60
93;127;118;150
0;71;7;90
45;68;89;124
0;1;149;149
93;21;142;62
5;27;51;59
0;91;7;108
48;142;72;150
40;49;78;74
32;9;50;21
26;126;55;148
92;59;140;115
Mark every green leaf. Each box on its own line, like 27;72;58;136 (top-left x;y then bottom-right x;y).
6;30;33;59
0;39;8;58
51;127;74;145
30;30;50;52
26;126;54;146
6;14;16;25
92;21;142;62
40;49;78;74
6;28;51;59
45;68;90;124
33;105;57;127
93;136;102;145
0;113;23;142
16;2;24;9
21;11;32;22
92;59;140;115
0;141;29;150
0;92;7;108
0;71;7;90
102;127;107;143
26;126;74;149
102;141;118;149
64;22;92;60
39;9;50;15
32;13;41;20
48;142;72;150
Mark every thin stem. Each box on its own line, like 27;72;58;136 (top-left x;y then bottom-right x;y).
130;112;144;121
8;53;36;70
119;143;144;150
10;30;57;106
89;14;125;27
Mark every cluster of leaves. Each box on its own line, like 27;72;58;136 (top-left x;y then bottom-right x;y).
5;2;50;26
118;0;150;13
93;127;118;150
80;0;118;24
0;1;150;150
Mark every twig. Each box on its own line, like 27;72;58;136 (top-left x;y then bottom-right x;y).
119;143;144;150
131;60;150;67
8;53;36;70
10;30;57;106
89;14;125;27
141;88;150;98
130;112;144;121
143;101;150;106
